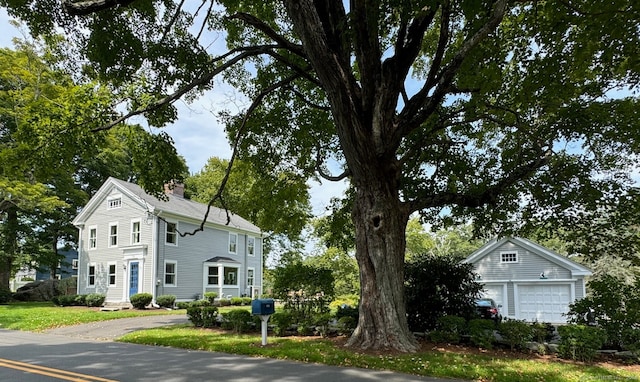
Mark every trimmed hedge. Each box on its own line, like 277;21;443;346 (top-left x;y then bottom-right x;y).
85;293;106;307
156;295;176;308
130;293;153;309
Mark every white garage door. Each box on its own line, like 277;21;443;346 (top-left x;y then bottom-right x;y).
517;284;571;323
482;284;505;315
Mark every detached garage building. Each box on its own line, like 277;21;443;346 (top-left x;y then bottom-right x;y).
463;237;592;323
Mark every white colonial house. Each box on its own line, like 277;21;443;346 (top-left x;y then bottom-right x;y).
463;237;592;323
72;177;263;303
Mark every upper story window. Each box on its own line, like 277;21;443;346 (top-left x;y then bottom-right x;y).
228;233;237;254
109;223;118;247
247;236;255;256
500;251;518;263
131;220;141;244
89;227;97;249
166;222;177;245
107;196;122;209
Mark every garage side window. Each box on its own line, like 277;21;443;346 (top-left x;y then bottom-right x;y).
500;251;518;263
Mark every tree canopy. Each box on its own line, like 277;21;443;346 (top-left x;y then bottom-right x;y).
3;0;640;351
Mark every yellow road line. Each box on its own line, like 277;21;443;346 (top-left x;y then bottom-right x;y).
0;358;118;382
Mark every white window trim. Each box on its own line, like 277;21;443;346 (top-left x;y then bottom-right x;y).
107;261;117;286
228;233;237;254
87;263;96;288
131;219;141;245
88;226;97;250
247;236;255;256
108;222;119;248
164;260;177;287
165;221;178;246
107;194;123;209
72;259;79;270
500;251;519;263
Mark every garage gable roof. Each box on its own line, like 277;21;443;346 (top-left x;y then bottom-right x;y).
463;237;592;277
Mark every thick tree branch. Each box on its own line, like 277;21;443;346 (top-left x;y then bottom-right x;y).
407;146;552;214
62;0;135;15
91;45;284;132
398;0;508;138
230;12;306;58
177;72;304;236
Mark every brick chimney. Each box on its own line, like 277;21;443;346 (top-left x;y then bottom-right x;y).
164;181;185;198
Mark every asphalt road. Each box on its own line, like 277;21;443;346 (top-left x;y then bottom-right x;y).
0;321;466;382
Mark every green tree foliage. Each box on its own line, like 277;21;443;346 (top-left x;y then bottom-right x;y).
6;1;640;351
304;247;359;297
186;157;311;248
0;43;187;288
405;254;483;332
567;274;640;351
271;262;334;322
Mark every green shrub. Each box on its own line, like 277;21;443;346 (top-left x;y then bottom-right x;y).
54;294;77;306
85;293;106;307
498;319;533;350
621;327;640;358
187;306;219;328
0;287;12;304
203;292;218;304
74;294;87;306
218;298;230;307
156;295;176;308
429;315;467;344
176;301;191;309
405;254;483;332
468;319;495;349
557;324;607;362
221;309;253;333
531;321;556;343
567;274;640;350
130;293;153;309
337;316;356;335
270;311;294;336
230;297;243;306
241;297;252;305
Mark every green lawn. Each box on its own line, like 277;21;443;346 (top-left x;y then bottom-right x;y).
1;303;638;382
0;302;184;331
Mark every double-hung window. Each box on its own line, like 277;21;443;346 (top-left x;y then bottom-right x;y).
89;227;97;249
228;233;237;254
165;261;177;286
131;220;141;244
166;222;177;245
247;237;255;256
108;263;117;285
247;268;255;286
207;267;219;285
108;223;118;247
87;264;96;287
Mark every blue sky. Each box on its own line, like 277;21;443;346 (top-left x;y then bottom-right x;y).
0;9;347;216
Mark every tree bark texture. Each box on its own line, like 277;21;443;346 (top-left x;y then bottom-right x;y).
346;179;418;352
0;208;18;290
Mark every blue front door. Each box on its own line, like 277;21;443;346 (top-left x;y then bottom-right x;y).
129;261;139;297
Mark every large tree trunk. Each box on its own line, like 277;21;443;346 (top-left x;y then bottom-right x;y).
0;208;18;290
345;174;418;352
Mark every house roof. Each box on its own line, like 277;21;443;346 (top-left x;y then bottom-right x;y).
205;256;240;263
73;177;261;235
463;236;592;277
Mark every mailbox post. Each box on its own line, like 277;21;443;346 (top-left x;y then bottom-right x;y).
251;298;275;346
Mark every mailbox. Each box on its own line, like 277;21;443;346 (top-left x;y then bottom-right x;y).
251;298;275;315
